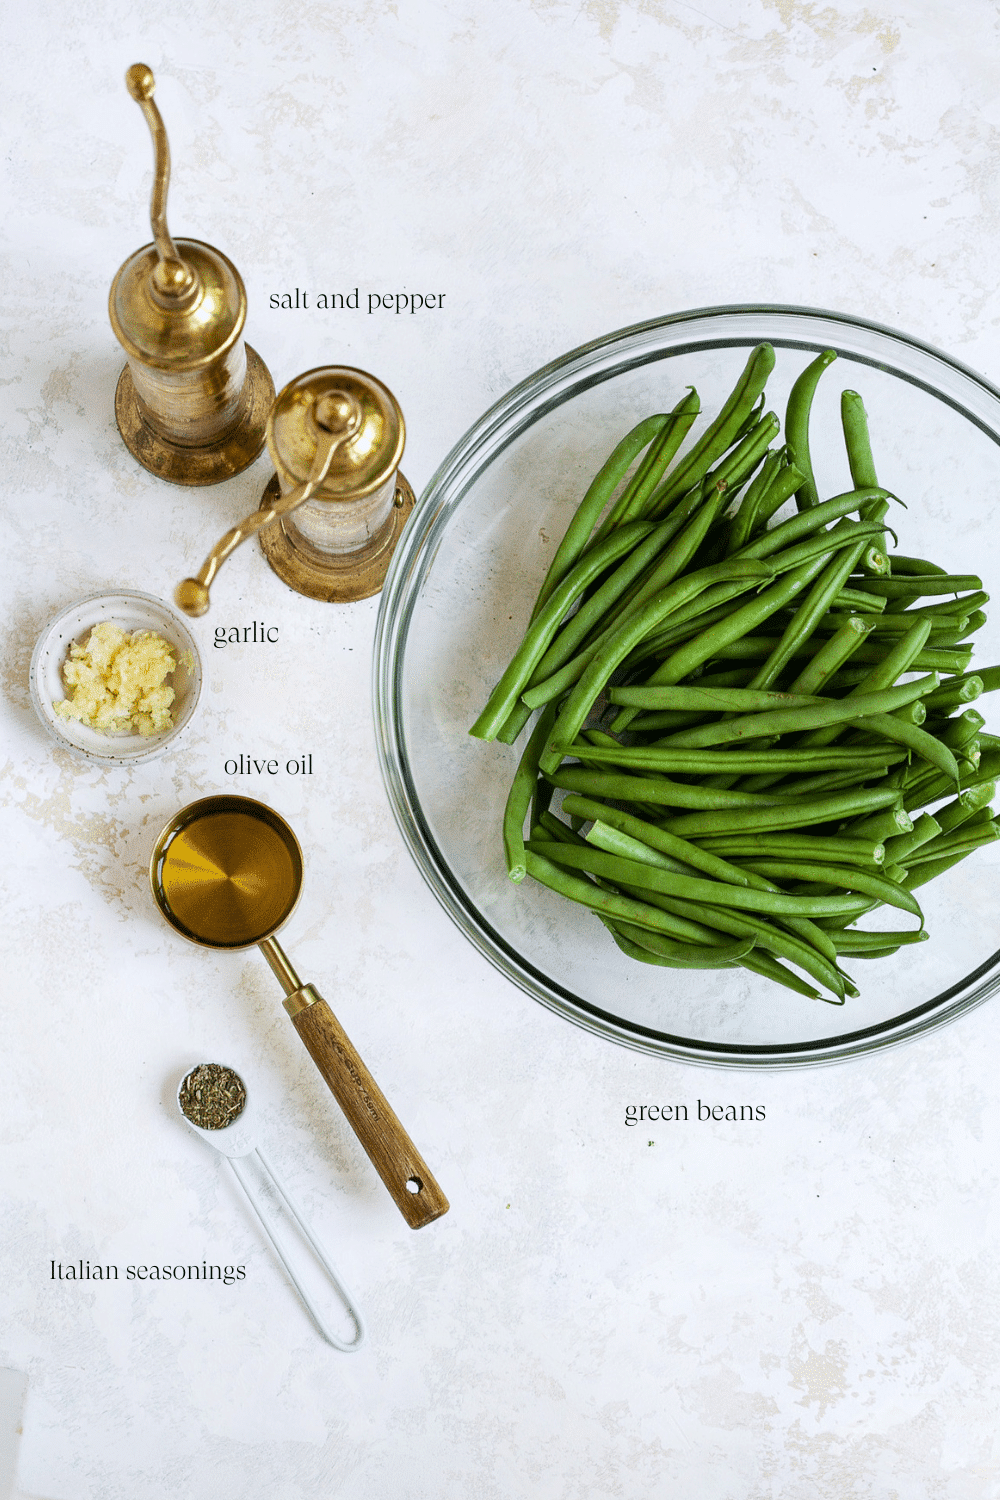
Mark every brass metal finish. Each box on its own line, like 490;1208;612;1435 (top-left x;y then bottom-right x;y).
267;367;404;502
110;65;273;483
150;797;303;949
259;938;304;996
175;394;363;616
282;983;323;1018
115;344;274;486
148;795;450;1229
259;470;416;603
123;63;197;305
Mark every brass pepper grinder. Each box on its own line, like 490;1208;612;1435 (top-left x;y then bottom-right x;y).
109;64;275;484
175;367;415;615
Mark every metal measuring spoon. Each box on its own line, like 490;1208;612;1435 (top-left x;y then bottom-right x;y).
177;1062;365;1352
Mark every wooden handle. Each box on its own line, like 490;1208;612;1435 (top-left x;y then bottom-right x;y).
287;990;449;1230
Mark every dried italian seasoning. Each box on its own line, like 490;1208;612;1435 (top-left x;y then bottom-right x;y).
179;1063;247;1130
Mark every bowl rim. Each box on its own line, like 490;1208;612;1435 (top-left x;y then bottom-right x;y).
374;303;1000;1067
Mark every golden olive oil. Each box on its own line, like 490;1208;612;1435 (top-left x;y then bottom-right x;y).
157;809;299;946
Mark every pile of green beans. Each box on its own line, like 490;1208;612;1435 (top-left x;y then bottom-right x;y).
470;346;998;1004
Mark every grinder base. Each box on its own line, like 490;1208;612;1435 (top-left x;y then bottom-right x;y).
114;343;275;486
258;470;416;602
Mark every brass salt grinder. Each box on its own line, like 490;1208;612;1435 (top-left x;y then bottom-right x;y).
175;366;415;614
109;64;275;484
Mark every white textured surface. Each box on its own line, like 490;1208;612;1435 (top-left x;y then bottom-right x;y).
3;2;1000;1496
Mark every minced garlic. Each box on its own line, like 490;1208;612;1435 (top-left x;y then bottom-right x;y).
53;622;188;737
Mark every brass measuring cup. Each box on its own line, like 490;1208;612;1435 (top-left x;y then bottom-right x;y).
150;795;448;1230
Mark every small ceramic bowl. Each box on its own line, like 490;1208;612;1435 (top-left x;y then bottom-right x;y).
30;590;203;765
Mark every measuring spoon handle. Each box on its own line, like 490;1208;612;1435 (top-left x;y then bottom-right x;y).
286;987;449;1230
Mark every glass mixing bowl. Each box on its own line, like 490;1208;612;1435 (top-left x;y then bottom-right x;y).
373;305;1000;1067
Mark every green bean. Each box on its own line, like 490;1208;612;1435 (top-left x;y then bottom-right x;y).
539;559;773;773
641;344;777;516
608;684;830;712
650;674;938;750
817;612;967;636
501;703;559;882
971;667;1000;693
546;766;798;810
604;921;756;969
560;793;766;890
726;450;783;554
841;390;892;575
532;413;669;617
953;611;988;641
900;843;993;891
891;592;990;620
829;587;889;613
860;544;891;577
616;884;852;999
696;408;782;500
931;710;985;751
587;821;837;971
494;701;536;746
475;347;995;1004
932;783;997;835
831;928;929;953
734;391;767;441
786;349;837;510
625;520;887;668
732;620;879;793
731;488;890;560
730;859;920;916
745;531;872;691
959;744;982;775
631;407;778;531
692;667;759;689
661;784;902;838
722;640;969;673
696;833;885;866
524;849;727;946
904;750;1000;811
472;517;662;740
609;550;840;734
589;479;739;645
518;651;597;711
526;512;707;689
852;574;983;599
888;556;948;576
885;699;926;728
567;743;903;777
841;804;913;841
796;619;934;751
752;455;810;531
598;391;705;533
537;809;585;845
733;522;890;583
759;766;899;799
762;519;890;576
594;573;776;673
586;819;702;877
582;727;627;750
631;709;712;732
843;714;959;784
786;617;874;696
903;816;999;865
